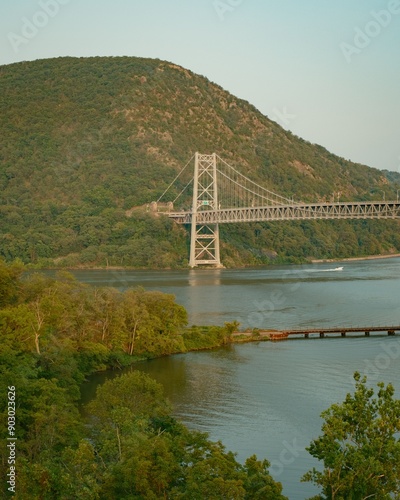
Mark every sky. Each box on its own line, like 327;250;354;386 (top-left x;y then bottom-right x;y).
1;0;399;172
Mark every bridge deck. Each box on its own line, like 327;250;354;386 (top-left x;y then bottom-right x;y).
168;201;400;224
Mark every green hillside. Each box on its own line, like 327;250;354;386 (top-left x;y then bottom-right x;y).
1;56;399;267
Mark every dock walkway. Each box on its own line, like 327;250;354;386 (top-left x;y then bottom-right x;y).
264;326;400;341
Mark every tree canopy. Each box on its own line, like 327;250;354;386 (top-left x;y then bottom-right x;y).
1;259;285;498
85;371;288;499
3;260;400;498
303;372;400;499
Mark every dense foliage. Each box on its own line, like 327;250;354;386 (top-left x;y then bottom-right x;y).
1;56;400;267
3;260;400;498
0;260;287;498
0;259;235;367
303;372;400;499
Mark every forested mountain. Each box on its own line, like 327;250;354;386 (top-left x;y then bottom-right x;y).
1;56;399;267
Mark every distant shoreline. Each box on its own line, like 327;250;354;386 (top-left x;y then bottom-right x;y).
28;253;400;272
311;253;400;264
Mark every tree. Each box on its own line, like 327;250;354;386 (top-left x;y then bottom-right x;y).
29;299;45;354
0;258;23;307
87;371;171;462
85;372;288;499
243;454;288;499
59;440;102;499
93;370;169;415
302;372;400;499
92;286;122;347
224;320;241;341
133;290;187;356
120;289;150;355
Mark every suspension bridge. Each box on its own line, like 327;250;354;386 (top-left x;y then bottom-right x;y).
153;153;400;268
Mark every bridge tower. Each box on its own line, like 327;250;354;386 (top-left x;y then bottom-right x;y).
189;152;222;268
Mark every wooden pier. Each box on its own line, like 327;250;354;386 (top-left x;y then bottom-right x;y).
265;326;400;341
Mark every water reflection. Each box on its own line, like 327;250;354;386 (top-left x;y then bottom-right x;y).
188;268;222;287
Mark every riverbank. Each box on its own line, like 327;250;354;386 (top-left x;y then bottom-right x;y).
311;252;400;263
27;251;400;272
231;330;274;342
84;328;274;380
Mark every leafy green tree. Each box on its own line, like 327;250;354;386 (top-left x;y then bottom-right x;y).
120;288;150;355
87;371;171;462
59;440;102;500
170;433;247;499
0;258;23;307
89;370;169;415
243;454;288;499
0;260;287;498
224;320;241;341
129;290;187;356
91;286;123;348
302;372;400;499
87;371;287;499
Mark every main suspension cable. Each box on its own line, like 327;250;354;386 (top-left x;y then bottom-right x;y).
216;154;292;204
157;153;195;203
173;178;193;204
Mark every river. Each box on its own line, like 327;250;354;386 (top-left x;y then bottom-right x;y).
75;258;400;499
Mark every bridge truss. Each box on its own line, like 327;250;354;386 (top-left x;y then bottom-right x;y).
169;201;400;225
155;153;400;267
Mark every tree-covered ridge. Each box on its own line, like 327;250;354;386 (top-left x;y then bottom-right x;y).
1;56;399;267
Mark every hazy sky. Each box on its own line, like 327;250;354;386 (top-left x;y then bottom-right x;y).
1;0;399;172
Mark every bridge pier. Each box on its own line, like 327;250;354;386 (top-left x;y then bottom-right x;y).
388;330;395;336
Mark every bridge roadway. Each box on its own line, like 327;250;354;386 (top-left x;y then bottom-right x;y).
167;201;400;224
266;325;400;341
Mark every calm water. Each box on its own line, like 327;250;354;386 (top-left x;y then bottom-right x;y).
77;258;400;499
